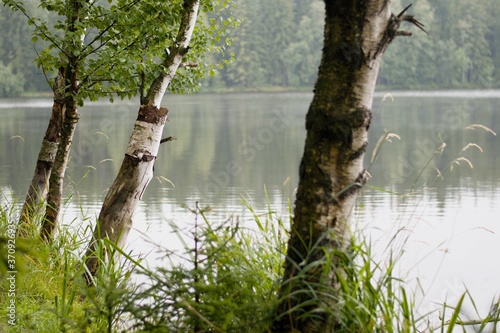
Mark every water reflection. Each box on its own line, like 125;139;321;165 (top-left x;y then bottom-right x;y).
1;91;499;329
358;184;500;327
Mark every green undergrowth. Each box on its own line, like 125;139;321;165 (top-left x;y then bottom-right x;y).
0;198;290;332
0;199;417;332
0;203;124;332
1;191;499;332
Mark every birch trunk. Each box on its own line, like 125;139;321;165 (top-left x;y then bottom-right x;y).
39;0;88;242
84;0;200;282
17;71;64;237
273;1;423;331
40;94;79;241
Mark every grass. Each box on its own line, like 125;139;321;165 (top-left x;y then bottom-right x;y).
0;199;138;333
361;117;499;332
0;195;287;332
1;209;500;332
1;193;500;332
1;192;426;332
111;200;287;332
1;120;500;333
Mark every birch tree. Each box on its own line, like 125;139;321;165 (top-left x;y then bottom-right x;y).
83;0;236;282
9;0;130;239
5;0;91;238
41;0;89;241
17;70;64;237
272;1;426;332
8;0;231;239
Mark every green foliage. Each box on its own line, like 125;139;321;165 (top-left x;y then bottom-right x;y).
0;197;287;332
0;56;25;98
1;0;237;99
212;0;499;91
0;205;138;333
118;201;287;332
282;1;323;87
72;238;138;333
2;0;498;94
0;199;30;273
333;240;418;333
427;288;500;332
209;0;323;89
1;193;500;332
0;2;48;94
273;221;420;333
379;0;497;89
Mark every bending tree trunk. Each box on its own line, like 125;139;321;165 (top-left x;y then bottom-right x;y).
83;0;200;283
273;1;423;332
40;95;79;242
39;0;88;242
17;70;65;237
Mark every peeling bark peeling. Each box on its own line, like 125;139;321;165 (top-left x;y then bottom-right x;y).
83;108;169;283
41;104;80;242
17;81;64;237
273;1;424;332
122;107;168;200
84;0;200;283
126;107;168;160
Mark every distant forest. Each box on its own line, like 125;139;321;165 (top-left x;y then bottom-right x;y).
1;0;498;97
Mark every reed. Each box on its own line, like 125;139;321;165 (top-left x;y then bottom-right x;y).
1;117;499;333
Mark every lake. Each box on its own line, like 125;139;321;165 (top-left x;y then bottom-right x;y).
1;91;500;329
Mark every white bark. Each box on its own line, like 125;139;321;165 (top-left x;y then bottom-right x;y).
84;0;201;281
150;0;200;107
126;121;164;159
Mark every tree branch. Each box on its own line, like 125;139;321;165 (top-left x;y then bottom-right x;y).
145;0;201;106
397;4;428;35
179;62;198;68
160;136;176;144
374;3;427;58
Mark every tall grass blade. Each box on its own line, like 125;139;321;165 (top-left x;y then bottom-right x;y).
446;293;466;333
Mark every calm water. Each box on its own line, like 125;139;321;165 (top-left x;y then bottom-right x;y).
1;91;500;328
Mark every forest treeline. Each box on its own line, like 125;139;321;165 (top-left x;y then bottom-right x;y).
1;0;498;97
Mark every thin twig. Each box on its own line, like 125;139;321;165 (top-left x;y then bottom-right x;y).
160;136;176;144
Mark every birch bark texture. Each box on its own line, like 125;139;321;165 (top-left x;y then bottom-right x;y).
84;0;201;281
41;89;80;241
273;1;424;332
19;0;89;240
40;0;88;242
17;71;64;237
